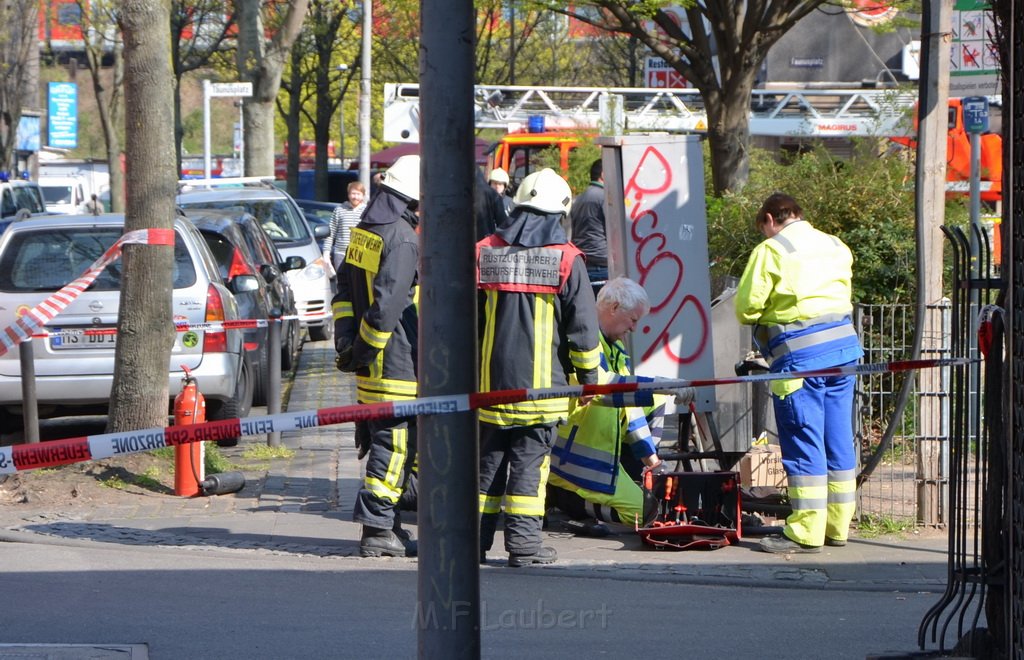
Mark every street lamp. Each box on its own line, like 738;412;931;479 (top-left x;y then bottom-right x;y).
337;64;348;168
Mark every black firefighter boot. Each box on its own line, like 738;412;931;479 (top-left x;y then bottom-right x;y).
360;525;416;558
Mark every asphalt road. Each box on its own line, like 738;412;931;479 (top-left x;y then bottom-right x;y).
0;539;936;659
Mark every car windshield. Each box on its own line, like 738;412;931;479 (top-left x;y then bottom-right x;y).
13;186;46;214
41;186;73;204
179;199;311;244
0;227;196;292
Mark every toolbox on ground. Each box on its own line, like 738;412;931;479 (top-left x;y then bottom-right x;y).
637;471;741;550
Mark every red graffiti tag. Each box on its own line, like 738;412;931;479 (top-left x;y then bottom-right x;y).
623;146;710;365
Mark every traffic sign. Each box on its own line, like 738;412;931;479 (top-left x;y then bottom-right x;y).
209;82;253;98
47;82;78;149
962;96;989;133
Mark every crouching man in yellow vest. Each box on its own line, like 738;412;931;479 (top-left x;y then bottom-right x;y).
547;277;693;534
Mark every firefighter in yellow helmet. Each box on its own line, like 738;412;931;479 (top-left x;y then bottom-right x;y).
332;155;420;558
476;168;601;567
735;192;864;554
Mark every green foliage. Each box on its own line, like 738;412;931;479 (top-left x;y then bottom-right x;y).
855;513;917;537
706;139;969;305
204;443;234;475
533;133;602;195
242;444;296;460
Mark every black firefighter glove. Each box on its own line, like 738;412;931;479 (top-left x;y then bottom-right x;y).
335;339;358;373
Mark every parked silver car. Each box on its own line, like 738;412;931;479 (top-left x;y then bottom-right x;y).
177;179;335;342
0;213;253;440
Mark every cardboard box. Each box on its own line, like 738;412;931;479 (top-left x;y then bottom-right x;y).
739;444;788;489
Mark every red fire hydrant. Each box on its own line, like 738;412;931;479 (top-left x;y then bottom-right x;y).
173;366;206;497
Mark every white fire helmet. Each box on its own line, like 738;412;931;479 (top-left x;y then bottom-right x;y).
380;154;420;201
488;168;510;185
513;168;572;215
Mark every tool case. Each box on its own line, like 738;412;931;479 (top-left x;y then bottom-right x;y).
637;471;742;550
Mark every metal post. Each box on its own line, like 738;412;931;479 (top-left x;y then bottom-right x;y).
359;1;372;191
203;79;212;180
267;318;282;447
418;0;479;656
337;64;348;167
19;340;39;444
236;100;245;177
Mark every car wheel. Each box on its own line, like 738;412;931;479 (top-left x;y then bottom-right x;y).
308;321;333;343
0;408;23;437
281;320;297;371
251;345;269;407
209;351;254;447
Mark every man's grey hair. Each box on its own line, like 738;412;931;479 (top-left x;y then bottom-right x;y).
596;277;649;314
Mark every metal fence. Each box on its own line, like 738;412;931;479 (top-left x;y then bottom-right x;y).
855;301;959;525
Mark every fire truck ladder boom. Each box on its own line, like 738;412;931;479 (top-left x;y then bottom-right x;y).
383;82;917;143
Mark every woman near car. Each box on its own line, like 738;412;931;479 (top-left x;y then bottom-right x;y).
323;181;366;270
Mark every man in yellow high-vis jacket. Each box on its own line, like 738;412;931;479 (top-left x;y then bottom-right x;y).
547;277;682;532
735;193;864;554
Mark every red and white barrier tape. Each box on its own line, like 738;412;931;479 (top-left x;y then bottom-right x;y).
0;357;972;475
0;228;175;357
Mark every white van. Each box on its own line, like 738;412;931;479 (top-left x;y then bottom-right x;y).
39;175;88;215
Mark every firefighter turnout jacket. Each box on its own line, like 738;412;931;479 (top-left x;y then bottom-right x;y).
332;189;419;404
477;225;601;426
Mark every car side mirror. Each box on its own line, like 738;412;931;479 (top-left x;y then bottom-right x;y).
313;224;330;240
230;274;260;294
259;264;280;283
283;255;306;271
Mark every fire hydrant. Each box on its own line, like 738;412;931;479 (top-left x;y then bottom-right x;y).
173;366;206;497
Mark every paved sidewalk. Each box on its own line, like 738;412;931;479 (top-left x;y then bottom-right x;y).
0;340;953;593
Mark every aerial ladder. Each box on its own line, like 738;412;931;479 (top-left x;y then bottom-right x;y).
383;82;918;143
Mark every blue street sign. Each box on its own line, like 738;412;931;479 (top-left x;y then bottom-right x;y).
962;96;989;134
48;82;78;149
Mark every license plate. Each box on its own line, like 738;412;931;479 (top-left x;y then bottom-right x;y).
51;328;117;350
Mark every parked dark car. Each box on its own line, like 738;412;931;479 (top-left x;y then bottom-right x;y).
185;209;304;406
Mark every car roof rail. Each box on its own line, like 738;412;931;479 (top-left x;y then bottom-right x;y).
178;176;278;192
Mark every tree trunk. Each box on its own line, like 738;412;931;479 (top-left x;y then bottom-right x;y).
704;74;756;196
97;49;125;213
0;0;37;171
236;0;310;178
107;0;177;433
284;46;302;195
313;59;332;202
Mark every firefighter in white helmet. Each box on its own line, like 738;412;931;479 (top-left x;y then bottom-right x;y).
476;168;601;567
332;154;420;558
488;167;514;216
